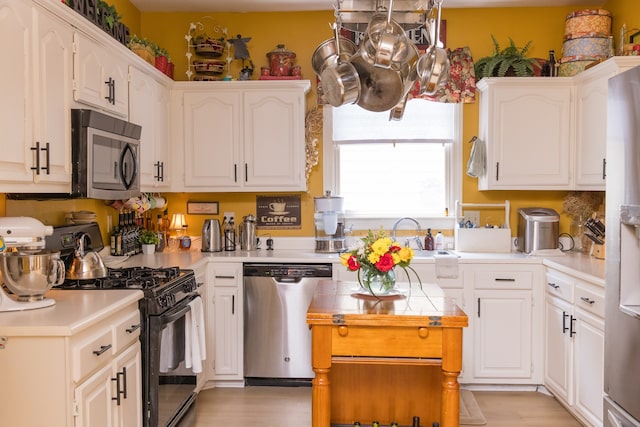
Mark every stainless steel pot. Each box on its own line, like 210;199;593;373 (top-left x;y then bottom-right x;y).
417;1;450;95
359;10;413;70
350;51;405;112
311;36;357;77
0;250;65;301
321;61;361;107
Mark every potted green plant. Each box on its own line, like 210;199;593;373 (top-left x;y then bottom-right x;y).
474;35;538;78
139;229;161;255
128;35;155;65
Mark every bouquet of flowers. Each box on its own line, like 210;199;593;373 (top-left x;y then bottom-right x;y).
340;229;422;295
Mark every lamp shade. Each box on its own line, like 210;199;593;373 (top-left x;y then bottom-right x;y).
170;213;186;231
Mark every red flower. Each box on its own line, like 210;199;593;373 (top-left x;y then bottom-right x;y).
347;255;361;271
389;244;401;252
375;253;395;272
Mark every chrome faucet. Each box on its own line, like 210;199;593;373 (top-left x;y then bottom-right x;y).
391;217;424;250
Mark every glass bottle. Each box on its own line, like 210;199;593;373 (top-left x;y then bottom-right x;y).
548;50;557;77
424;228;434;250
412;416;421;427
435;231;444;250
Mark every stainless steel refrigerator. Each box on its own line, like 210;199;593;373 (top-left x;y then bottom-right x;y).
604;65;640;427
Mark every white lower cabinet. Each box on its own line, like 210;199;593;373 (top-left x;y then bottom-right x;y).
544;267;605;427
467;264;543;384
74;341;142;427
206;262;244;386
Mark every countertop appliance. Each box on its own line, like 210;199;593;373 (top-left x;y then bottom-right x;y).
201;219;222;252
314;191;346;253
604;65;640;427
47;225;200;427
0;217;64;311
243;263;333;385
516;208;559;253
7;109;142;200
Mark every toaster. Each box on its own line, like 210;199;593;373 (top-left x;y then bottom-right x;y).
517;208;560;253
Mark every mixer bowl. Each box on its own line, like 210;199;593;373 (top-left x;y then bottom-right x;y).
0;250;65;301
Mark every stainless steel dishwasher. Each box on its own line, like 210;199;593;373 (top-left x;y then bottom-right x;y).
243;263;332;385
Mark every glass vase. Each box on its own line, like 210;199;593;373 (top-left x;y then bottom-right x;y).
360;267;397;296
570;216;590;254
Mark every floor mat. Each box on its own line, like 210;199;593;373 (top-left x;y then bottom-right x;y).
460;389;487;425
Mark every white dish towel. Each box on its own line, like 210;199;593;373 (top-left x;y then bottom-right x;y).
185;296;206;374
434;252;460;278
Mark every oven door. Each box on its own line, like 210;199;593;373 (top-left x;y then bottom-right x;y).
146;295;199;427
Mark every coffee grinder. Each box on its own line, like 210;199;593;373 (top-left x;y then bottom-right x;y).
314;191;346;253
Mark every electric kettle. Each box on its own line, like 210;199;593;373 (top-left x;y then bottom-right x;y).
239;215;258;251
201;219;222;252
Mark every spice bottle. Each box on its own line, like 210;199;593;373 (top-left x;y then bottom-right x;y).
413;416;421;427
424;228;434;251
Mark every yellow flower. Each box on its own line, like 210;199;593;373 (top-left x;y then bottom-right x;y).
339;252;351;267
367;251;381;264
397;246;414;263
370;237;392;255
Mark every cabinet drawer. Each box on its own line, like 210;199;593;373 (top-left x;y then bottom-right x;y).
474;270;533;289
212;265;240;287
113;309;141;352
575;282;604;318
72;327;113;382
331;326;442;358
545;271;574;303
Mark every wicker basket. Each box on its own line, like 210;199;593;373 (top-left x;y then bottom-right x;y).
130;44;155;65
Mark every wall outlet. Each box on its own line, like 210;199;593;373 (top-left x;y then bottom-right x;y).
464;210;481;227
223;212;235;221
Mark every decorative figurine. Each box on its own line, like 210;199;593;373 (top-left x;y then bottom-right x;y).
229;34;254;80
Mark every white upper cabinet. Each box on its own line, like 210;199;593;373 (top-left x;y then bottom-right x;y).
129;66;172;190
73;31;129;118
477;77;573;190
478;57;640;191
574;57;640;190
0;0;72;192
175;81;310;192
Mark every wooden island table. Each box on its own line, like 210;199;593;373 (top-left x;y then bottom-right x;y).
306;280;468;427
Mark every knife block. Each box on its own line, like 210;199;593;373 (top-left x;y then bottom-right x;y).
593;243;606;260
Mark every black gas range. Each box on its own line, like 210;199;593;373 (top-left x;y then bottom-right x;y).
58;265;198;315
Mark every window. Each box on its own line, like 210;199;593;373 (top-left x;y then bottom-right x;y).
323;99;462;230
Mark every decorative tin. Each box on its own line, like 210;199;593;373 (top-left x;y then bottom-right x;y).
558;55;602;77
564;9;612;37
562;32;612;58
266;44;297;76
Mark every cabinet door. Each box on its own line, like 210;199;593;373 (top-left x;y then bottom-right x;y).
73;33;128;118
574;74;608;189
473;289;533;379
130;67;171;189
243;90;305;190
573;308;604;426
544;295;573;404
114;342;142;427
213;286;242;379
74;363;114;427
0;0;34;184
183;91;242;188
478;78;572;190
33;5;72;188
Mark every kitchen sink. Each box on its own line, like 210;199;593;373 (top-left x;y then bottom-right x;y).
412;250;455;259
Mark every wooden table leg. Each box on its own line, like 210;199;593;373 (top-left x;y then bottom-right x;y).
311;325;332;427
441;327;463;427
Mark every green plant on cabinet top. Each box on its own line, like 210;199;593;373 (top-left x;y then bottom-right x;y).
475;35;537;78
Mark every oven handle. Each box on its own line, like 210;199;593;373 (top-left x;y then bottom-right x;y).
160;294;199;326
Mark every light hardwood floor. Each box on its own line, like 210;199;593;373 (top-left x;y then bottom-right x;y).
194;386;584;427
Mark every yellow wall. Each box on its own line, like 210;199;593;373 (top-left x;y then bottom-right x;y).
7;1;640;242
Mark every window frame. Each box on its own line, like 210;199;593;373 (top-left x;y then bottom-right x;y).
322;102;463;232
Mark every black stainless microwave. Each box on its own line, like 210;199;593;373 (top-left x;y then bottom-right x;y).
8;109;142;200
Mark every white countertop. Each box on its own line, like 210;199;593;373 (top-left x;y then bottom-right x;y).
0;289;143;336
102;245;605;283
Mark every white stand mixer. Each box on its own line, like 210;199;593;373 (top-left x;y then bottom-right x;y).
0;217;62;312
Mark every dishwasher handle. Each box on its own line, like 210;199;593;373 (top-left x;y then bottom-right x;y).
273;276;303;284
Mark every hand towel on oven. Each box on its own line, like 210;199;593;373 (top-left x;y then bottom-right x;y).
159;316;186;373
434;252;459;278
185;296;206;373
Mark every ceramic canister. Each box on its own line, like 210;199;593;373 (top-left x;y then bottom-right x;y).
564;9;612;37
